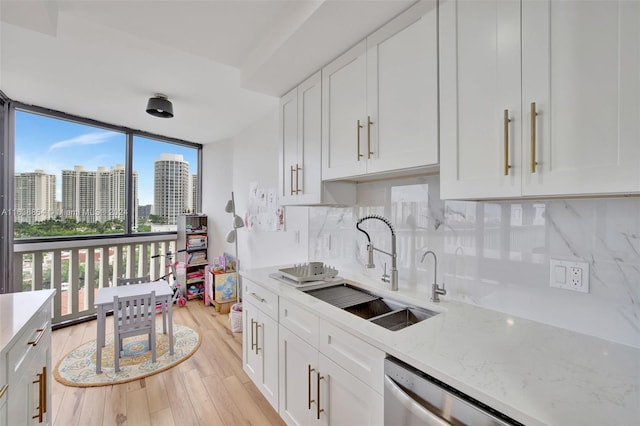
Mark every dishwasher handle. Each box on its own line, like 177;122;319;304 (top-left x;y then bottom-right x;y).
384;375;452;426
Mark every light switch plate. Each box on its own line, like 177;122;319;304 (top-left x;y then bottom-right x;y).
550;259;589;293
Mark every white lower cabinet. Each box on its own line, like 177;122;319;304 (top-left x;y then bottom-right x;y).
1;291;54;426
243;288;279;409
278;325;318;426
278;298;384;426
243;280;385;426
318;354;383;426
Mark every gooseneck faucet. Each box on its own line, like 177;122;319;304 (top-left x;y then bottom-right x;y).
421;250;446;302
357;215;398;291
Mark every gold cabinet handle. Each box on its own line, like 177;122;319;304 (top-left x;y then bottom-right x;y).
42;366;47;415
32;368;45;423
28;328;45;347
0;384;8;399
367;116;374;159
356;120;364;161
295;163;302;194
308;364;315;409
530;102;538;173
290;165;295;195
504;109;512;176
249;292;265;303
254;323;261;355
316;371;325;420
250;319;257;352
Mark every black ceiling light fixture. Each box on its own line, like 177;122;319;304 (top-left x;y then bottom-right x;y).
146;93;174;118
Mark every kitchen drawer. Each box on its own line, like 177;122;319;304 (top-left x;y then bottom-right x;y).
7;308;50;378
243;279;278;320
279;298;319;347
319;320;385;395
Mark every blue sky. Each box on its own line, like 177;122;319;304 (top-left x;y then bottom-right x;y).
15;110;198;205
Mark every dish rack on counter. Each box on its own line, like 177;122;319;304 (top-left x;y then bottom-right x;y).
270;263;339;287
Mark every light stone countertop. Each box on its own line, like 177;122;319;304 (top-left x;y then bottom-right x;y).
241;266;640;426
0;289;56;351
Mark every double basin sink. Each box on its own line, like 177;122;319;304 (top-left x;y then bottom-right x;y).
303;283;439;331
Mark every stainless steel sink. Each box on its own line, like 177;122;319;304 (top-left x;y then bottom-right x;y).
303;283;439;331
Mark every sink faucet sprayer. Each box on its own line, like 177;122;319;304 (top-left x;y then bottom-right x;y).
356;215;398;291
420;250;446;302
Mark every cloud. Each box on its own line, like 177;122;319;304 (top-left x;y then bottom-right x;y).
48;131;117;151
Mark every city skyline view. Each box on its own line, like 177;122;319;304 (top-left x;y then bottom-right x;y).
15;110;198;206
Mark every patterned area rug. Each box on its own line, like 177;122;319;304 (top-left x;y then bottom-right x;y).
54;324;200;387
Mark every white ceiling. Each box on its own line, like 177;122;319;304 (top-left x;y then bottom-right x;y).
0;0;415;144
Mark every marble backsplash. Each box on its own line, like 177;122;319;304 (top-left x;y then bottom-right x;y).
308;175;640;348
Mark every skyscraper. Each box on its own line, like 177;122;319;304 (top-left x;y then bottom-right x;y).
108;164;138;222
62;165;138;224
14;170;56;224
190;173;199;214
154;153;189;225
62;166;96;223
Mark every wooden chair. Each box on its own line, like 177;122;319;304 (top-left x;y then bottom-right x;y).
113;290;156;372
116;274;151;286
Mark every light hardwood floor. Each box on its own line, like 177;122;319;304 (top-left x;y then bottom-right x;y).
51;300;285;426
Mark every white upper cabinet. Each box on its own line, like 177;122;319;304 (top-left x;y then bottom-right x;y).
439;0;521;199
440;0;640;199
521;0;640;196
366;2;439;175
321;41;369;180
280;71;355;206
322;1;439;181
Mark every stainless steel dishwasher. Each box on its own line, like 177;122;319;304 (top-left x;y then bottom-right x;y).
384;357;523;426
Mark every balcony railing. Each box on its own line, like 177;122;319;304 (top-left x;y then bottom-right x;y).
13;234;177;327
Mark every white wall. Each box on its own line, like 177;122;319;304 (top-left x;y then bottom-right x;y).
201;137;234;260
203;109;309;271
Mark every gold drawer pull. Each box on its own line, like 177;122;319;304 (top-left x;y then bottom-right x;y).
0;384;8;399
249;292;265;303
250;319;257;352
295;163;302;194
356;120;364;160
367;116;374;159
308;364;315;410
530;102;538;173
504;109;512;176
28;328;46;347
316;371;325;419
254;323;261;355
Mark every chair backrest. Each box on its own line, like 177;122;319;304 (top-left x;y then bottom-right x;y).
114;291;156;332
116;274;151;286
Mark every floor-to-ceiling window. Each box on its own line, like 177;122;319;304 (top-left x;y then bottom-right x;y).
3;103;202;294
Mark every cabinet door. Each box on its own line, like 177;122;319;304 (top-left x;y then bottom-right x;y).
522;0;640;196
280;87;299;204
322;40;368;180
257;311;278;409
366;1;439;174
243;301;260;382
318;354;383;426
7;332;50;425
279;325;317;426
0;350;6;426
295;71;323;205
439;0;522;199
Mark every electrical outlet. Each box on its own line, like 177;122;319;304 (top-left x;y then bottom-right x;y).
570;266;582;287
550;259;589;293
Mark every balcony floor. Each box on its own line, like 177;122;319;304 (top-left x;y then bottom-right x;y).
51;299;284;426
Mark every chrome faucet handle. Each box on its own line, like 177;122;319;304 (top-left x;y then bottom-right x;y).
366;243;375;268
432;282;446;302
381;263;390;283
